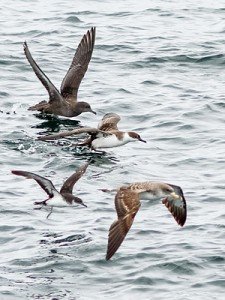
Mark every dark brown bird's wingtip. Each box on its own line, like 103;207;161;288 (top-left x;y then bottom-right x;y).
178;216;187;227
23;41;27;49
11;170;21;176
105;252;112;261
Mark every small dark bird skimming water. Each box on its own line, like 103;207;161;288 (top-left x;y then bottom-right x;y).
12;163;88;218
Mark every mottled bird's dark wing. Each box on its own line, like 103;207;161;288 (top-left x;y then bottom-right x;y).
60;27;96;100
98;113;121;131
60;163;89;194
23;42;63;104
37;127;112;141
12;170;57;197
162;184;187;227
106;188;141;260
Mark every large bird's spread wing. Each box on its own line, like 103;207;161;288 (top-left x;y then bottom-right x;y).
60;162;88;194
11;170;57;197
60;27;96;100
162;184;187;227
23;42;63;104
98;113;121;131
38;127;112;141
106;188;141;260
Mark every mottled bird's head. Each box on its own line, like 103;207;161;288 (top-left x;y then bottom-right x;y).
128;131;146;143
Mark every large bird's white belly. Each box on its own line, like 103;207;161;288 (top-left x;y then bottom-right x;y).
47;193;67;207
92;135;128;149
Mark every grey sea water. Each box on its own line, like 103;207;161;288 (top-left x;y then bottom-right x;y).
1;0;225;299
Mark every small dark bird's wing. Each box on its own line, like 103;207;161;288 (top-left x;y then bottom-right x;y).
162;184;187;227
23;42;63;104
11;170;57;197
98;113;121;131
106;188;141;260
37;127;111;141
60;27;96;100
60;163;89;194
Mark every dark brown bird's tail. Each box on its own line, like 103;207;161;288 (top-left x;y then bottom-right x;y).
28;100;48;111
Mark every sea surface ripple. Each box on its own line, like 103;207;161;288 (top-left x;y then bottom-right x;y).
1;0;225;299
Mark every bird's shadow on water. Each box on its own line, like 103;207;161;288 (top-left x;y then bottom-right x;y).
68;147;120;165
39;232;92;250
32;113;81;133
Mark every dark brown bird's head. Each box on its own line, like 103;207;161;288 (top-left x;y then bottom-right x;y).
76;102;96;115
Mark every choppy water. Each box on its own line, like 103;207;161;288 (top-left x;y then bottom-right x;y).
1;0;225;299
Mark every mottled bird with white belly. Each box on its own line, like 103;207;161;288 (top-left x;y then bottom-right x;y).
106;181;187;260
38;113;146;150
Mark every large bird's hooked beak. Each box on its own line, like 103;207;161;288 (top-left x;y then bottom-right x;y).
138;137;146;143
90;109;97;115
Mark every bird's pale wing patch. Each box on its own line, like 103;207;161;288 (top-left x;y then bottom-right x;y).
106;188;141;260
98;113;121;131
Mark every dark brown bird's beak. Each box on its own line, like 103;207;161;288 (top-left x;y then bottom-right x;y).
90;109;96;115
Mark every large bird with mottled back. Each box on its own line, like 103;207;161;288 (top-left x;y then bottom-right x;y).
38;113;146;150
106;182;187;260
24;27;96;117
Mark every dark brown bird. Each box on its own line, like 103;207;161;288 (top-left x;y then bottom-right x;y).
12;163;89;217
106;182;187;260
24;27;96;117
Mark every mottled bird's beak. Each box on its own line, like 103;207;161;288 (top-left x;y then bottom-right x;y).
138;137;146;143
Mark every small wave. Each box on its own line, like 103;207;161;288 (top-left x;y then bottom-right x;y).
117;88;132;94
64;16;82;23
130;53;225;68
141;80;160;85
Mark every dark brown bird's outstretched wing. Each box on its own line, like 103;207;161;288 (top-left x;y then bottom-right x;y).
11;170;57;197
98;113;121;131
60;27;96;100
106;188;141;260
23;42;63;104
60;163;89;194
162;184;187;227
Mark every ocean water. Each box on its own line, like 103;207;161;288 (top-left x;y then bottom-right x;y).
1;0;225;299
